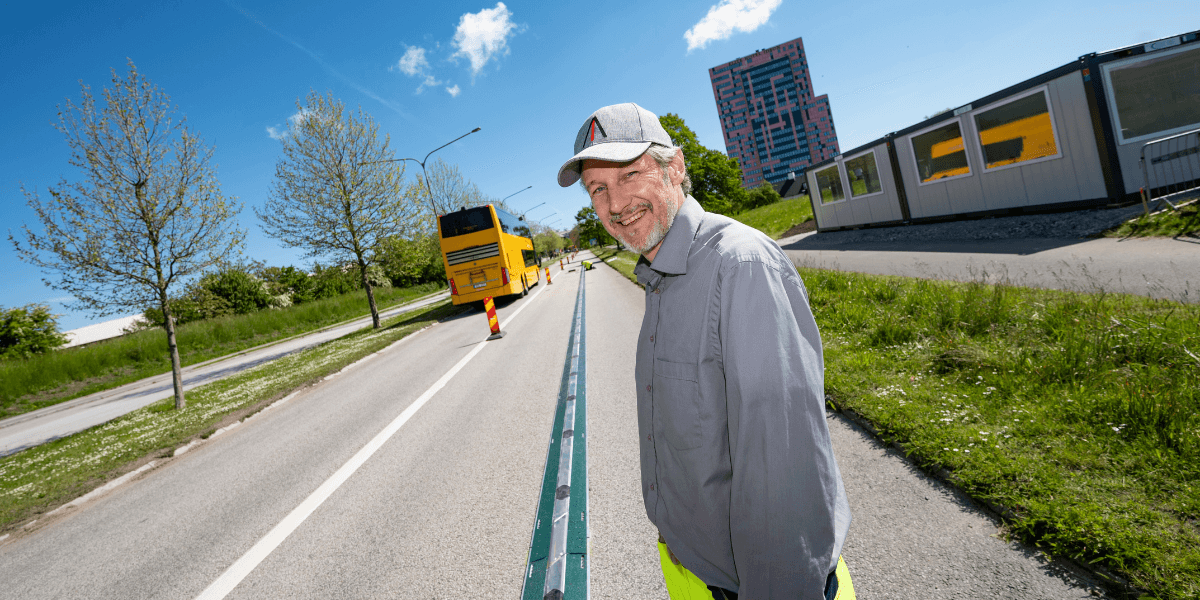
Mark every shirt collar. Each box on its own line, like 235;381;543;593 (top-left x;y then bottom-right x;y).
646;195;703;276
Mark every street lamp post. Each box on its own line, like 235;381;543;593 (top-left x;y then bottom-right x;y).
501;186;532;204
363;127;481;213
520;202;545;219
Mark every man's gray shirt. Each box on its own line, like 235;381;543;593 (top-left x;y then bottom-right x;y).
634;196;851;599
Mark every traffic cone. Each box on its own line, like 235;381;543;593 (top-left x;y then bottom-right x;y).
484;297;505;340
546;266;552;285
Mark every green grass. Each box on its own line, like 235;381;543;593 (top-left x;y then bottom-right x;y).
598;257;1200;598
0;300;461;534
1106;199;1200;238
0;282;446;419
731;196;815;239
591;248;640;282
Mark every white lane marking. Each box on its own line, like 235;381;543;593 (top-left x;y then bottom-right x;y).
195;285;548;600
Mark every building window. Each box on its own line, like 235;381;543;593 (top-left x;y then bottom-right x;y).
845;151;883;197
910;120;971;184
815;165;845;204
973;88;1061;170
1101;44;1200;144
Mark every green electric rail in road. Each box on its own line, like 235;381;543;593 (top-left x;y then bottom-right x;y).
521;268;589;600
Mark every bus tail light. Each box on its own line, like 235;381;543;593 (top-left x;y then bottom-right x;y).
501;267;509;285
449;277;458;295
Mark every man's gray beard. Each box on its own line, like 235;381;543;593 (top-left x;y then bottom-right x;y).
619;198;681;255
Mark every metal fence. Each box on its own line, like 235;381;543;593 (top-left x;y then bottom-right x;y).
1140;127;1200;213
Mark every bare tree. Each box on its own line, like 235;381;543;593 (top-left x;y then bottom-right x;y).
10;60;244;410
257;91;414;329
414;159;490;218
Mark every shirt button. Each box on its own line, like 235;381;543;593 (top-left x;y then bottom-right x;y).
646;384;652;392
649;484;655;491
647;434;652;441
649;335;654;342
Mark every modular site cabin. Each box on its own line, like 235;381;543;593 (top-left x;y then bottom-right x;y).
803;30;1200;232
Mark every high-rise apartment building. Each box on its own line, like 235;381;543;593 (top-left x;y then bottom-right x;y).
709;37;840;189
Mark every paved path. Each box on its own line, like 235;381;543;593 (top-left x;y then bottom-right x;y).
0;253;1116;598
0;291;450;457
781;233;1198;303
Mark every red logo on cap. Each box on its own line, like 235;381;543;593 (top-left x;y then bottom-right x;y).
588;117;605;144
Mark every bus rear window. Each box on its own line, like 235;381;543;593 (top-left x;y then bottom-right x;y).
440;207;494;237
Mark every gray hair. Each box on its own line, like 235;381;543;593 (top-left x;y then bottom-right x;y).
578;144;693;196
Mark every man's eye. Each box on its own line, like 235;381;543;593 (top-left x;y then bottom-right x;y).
624;171;638;179
591;186;605;196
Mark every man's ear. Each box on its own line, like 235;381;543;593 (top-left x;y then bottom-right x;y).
668;150;686;186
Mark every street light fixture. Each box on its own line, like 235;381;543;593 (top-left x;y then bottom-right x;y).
362;127;481;212
502;186;532;203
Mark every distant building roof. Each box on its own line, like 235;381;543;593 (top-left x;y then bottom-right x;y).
62;314;145;348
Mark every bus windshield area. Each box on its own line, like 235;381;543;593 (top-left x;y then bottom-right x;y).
440;207;494;237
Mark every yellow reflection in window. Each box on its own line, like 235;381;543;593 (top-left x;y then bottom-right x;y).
912;122;970;183
975;92;1059;169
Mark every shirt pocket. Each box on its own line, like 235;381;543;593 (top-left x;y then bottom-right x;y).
653;359;702;451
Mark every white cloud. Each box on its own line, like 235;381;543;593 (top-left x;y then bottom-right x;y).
288;109;312;127
446;84;461;97
266;109;315;139
684;0;782;52
396;46;429;76
451;2;521;76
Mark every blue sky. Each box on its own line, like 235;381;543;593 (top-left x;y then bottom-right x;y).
2;0;1196;331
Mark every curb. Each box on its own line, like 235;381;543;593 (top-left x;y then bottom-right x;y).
826;400;1147;599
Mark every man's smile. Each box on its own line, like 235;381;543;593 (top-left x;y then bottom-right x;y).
615;204;651;227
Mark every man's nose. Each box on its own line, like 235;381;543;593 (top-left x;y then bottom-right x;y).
607;183;635;216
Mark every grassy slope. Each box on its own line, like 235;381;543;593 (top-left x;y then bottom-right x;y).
0;301;461;534
597;257;1200;599
0;282;445;418
730;196;814;239
1106;199;1200;238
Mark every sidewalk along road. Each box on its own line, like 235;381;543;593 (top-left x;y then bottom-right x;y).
781;233;1198;303
0;290;457;457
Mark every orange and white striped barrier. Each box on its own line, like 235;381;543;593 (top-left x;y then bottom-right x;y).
545;266;552;285
560;259;564;269
484;296;505;340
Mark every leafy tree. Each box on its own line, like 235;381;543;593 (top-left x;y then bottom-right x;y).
260;266;316;304
574;206;614;248
10;61;243;409
531;223;568;258
201;268;274;314
257;91;415;328
658;113;748;215
0;304;68;359
376;234;444;288
737;183;783;213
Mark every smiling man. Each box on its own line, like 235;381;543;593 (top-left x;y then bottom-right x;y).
557;103;854;600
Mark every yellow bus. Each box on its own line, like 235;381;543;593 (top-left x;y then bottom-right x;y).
437;204;542;306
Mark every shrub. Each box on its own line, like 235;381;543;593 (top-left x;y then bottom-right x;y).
0;304;68;358
260;266;316;304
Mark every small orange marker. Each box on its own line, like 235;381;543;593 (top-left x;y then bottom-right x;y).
483;297;505;340
546;266;553;284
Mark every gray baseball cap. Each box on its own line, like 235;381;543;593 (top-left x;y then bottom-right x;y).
557;102;673;187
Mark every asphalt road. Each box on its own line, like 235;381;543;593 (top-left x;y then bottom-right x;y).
781;232;1198;303
0;290;451;457
0;252;1114;599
